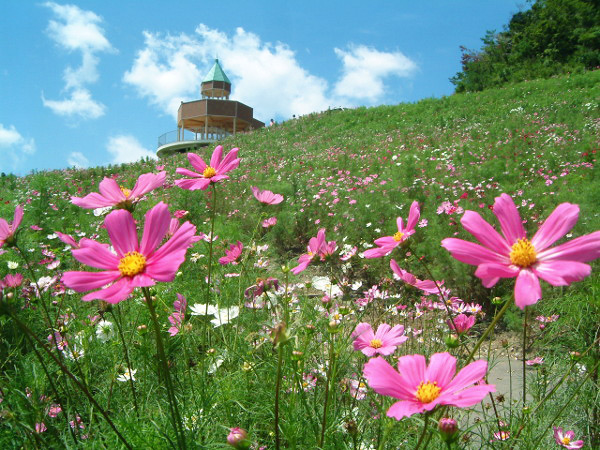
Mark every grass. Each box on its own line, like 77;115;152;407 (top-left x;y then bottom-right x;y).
0;70;598;448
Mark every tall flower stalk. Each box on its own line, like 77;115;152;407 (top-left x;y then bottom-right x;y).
143;287;186;449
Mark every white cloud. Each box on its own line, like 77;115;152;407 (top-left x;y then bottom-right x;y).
67;151;89;168
0;124;36;172
43;2;113;119
42;88;105;120
333;45;417;101
107;135;157;165
124;25;417;121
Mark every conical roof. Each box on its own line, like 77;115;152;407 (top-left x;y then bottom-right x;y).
202;59;231;84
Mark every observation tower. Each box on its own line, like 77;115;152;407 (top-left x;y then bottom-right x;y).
157;59;264;157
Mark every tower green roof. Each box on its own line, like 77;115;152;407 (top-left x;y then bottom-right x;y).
202;59;231;84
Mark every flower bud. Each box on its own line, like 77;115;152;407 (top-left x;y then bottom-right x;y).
445;335;459;349
226;427;250;449
438;417;458;442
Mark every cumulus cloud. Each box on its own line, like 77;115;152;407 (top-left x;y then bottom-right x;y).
0;124;36;172
107;135;157;165
67;151;89;168
333;45;417;101
42;2;113;119
124;25;417;121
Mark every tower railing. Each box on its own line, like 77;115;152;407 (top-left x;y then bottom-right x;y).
157;127;231;148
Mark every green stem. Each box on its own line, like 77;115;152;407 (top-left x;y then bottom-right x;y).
9;310;132;449
522;306;528;406
111;306;139;418
274;342;284;450
319;334;336;448
414;413;431;450
204;184;218;346
465;298;512;365
143;287;186;450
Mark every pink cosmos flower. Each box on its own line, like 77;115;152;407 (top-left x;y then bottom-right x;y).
3;273;23;288
363;352;495;420
352;322;407;356
61;202;197;304
0;205;24;247
251;186;284;205
447;313;475;334
390;259;439;294
227;427;250;449
291;228;337;275
262;217;277;228
71;172;166;210
219;241;243;265
441;193;600;309
55;231;82;249
35;422;47;433
168;293;187;336
553;427;584;449
364;201;420;258
175;145;240;191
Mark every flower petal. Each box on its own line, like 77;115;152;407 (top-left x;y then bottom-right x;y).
533;260;591;286
98;177;126;203
441;238;506;266
61;270;120;291
187;152;207;172
71;242;119;269
386;400;425;420
537;231;600;262
440;384;495;408
210;145;223;168
461;210;511;255
363;356;414;400
514;269;541;309
140;202;170;256
405;201;420;233
443;359;488;394
397;354;427;390
82;277;134;304
175;178;211;191
71;193;115;209
493;193;525;244
12;205;24;231
475;263;519;280
425;352;456;388
129;171;166;199
105;209;139;256
531;203;579;252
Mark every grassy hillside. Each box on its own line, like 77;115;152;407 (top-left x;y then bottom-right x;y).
0;70;598;448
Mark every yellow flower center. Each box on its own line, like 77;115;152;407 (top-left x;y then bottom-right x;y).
370;339;383;349
203;166;217;178
118;251;147;277
509;238;537;268
393;231;404;242
562;437;571;445
120;186;131;198
416;381;441;404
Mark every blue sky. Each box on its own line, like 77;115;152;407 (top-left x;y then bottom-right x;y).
0;1;526;175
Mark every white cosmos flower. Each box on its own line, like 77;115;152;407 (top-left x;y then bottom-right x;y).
7;261;19;269
117;369;137;382
190;304;239;327
95;320;115;343
311;276;342;297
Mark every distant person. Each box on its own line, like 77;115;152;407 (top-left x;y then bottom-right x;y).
270;118;275;126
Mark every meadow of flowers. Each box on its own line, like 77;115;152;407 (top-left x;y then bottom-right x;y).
0;71;598;448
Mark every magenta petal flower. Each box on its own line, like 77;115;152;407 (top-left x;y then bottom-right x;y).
442;193;600;309
219;241;243;265
61;202;197;304
175;146;240;191
352;322;407;356
447;313;475;334
71;172;166;210
251;186;284;205
364;201;420;258
363;352;495;420
0;205;24;247
390;259;440;294
553;427;584;449
291;228;336;275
